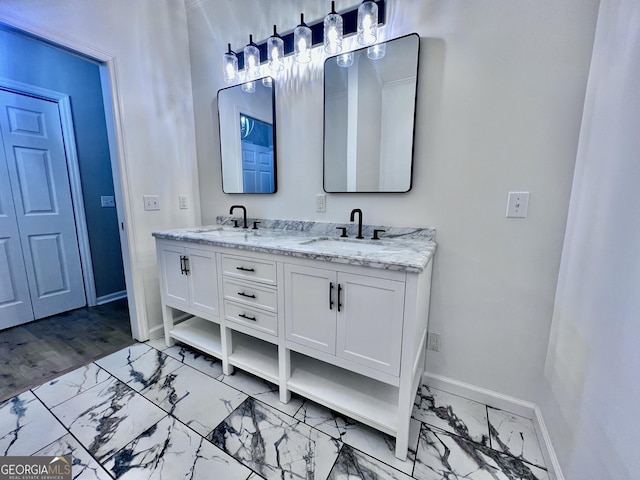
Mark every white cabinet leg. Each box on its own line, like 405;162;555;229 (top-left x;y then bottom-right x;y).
162;305;176;347
221;325;234;375
279;347;291;403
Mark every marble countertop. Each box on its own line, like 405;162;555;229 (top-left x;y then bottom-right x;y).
152;218;436;273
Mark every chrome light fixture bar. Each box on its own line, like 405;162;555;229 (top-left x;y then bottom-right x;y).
226;0;385;73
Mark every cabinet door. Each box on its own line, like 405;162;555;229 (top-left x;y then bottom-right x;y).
284;264;336;354
158;243;189;308
186;246;219;317
336;272;405;376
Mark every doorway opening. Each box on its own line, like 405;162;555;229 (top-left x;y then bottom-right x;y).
0;24;139;338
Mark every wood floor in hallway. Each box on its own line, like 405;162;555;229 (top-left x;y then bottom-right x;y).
0;298;133;402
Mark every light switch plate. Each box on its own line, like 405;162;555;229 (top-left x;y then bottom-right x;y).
316;194;326;213
179;195;188;209
100;195;115;208
506;192;529;218
143;195;160;211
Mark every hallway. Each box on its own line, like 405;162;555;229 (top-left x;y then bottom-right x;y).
0;299;133;402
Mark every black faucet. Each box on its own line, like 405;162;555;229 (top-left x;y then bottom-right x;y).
350;208;364;239
229;205;248;228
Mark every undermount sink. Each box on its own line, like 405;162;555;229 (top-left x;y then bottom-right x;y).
300;238;390;253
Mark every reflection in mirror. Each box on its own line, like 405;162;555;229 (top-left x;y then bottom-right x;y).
218;78;277;193
323;33;419;193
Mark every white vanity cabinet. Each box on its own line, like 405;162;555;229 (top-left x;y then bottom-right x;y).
154;230;434;461
284;263;405;377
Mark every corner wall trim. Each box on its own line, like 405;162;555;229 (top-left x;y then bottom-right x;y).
422;371;562;479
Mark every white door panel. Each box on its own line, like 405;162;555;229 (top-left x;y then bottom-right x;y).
0;89;85;324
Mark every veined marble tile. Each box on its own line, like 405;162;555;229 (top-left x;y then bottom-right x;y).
328;444;414;480
413;385;490;446
51;376;166;461
103;415;251;480
488;407;547;469
220;370;303;417
141;364;246;437
414;424;549;480
294;401;420;475
96;344;182;392
35;433;111;480
210;397;340;480
163;343;224;379
33;363;111;408
0;391;66;455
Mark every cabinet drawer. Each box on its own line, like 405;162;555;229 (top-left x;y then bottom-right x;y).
222;254;277;285
224;300;277;336
223;278;277;312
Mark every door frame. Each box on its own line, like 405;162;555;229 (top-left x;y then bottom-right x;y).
0;79;97;307
0;16;145;340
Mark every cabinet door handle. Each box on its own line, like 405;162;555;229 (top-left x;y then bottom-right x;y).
183;256;190;275
329;282;334;310
237;291;256;299
180;255;186;275
337;283;343;312
236;266;255;272
239;313;257;321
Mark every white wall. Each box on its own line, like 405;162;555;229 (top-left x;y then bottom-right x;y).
540;0;640;477
187;0;600;401
0;0;200;339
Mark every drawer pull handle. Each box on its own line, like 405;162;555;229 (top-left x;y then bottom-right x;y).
239;313;257;321
329;282;334;310
237;291;256;299
236;266;256;272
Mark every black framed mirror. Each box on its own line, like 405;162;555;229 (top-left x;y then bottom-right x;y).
323;33;420;193
218;77;277;193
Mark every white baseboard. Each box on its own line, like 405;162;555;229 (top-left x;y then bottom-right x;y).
147;323;165;341
422;371;563;480
96;290;127;305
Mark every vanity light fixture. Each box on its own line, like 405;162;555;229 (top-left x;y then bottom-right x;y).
367;42;386;60
336;52;354;67
224;1;385;83
323;1;343;54
223;43;238;84
357;0;379;46
261;76;273;87
243;35;261;80
267;25;285;72
294;13;312;64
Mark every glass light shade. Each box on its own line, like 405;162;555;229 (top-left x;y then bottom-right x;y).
267;26;285;72
324;1;343;54
243;35;261;80
294;14;312;64
223;44;238;84
261;76;273;87
336;52;354;68
367;42;386;60
241;80;256;93
357;1;378;46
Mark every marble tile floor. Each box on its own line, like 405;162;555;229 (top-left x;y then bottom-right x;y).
0;339;550;479
0;299;133;402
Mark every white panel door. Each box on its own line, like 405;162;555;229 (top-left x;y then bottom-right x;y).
0;143;33;328
0;90;85;321
284;263;337;354
336;272;405;376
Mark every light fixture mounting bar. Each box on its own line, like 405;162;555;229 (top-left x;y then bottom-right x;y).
235;0;386;69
